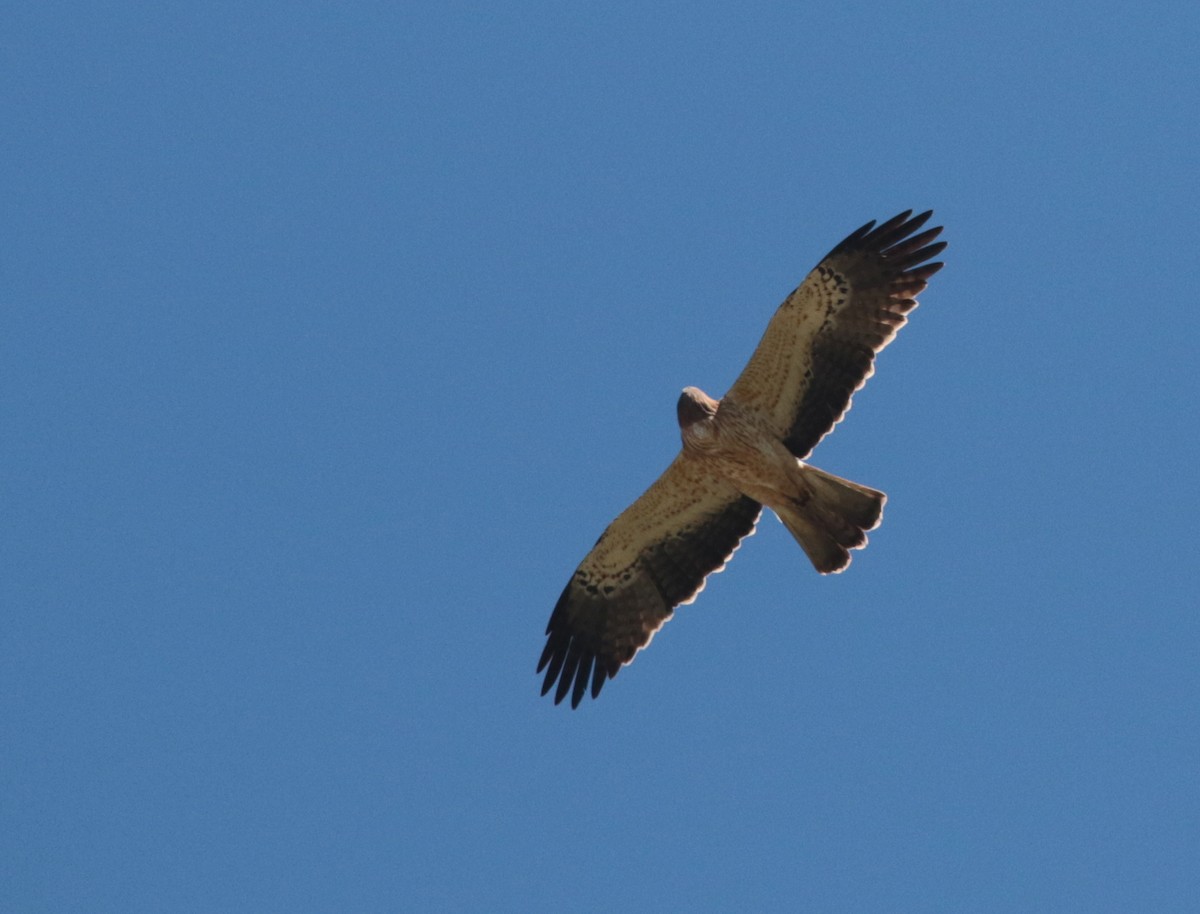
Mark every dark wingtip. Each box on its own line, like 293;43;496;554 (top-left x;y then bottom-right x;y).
538;630;568;695
538;626;618;709
571;654;593;708
907;260;946;282
553;642;582;705
849;217;878;239
591;659;607;700
827;218;876;258
539;659;557;696
826;209;940;260
536;640;553;675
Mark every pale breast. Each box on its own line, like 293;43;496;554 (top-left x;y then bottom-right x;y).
697;401;798;502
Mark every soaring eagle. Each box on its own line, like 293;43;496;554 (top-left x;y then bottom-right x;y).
538;211;946;707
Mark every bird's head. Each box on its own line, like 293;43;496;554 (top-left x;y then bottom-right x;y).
677;387;719;439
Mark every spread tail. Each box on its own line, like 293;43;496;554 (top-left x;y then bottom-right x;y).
775;465;886;574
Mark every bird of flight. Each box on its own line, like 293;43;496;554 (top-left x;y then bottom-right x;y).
538;211;946;707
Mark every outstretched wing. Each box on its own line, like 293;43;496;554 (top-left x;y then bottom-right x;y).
538;454;761;708
725;210;946;459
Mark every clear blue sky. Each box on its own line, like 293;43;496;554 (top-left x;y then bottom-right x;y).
5;2;1198;911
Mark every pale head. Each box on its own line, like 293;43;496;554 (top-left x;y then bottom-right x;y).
677;386;719;438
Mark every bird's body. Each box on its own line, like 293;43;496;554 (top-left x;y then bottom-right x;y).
680;387;887;575
681;390;820;510
539;211;946;707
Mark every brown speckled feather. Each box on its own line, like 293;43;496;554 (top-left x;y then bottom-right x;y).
725;210;945;459
539;210;946;708
538;455;761;708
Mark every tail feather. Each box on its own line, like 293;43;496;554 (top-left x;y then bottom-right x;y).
776;465;886;574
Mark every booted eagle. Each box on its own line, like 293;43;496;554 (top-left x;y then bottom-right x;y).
538;211;946;707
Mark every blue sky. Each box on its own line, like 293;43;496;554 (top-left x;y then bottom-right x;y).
4;2;1199;911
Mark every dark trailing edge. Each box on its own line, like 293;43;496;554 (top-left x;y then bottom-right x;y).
784;210;945;459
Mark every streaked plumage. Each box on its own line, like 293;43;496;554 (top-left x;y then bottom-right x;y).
538;211;946;707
